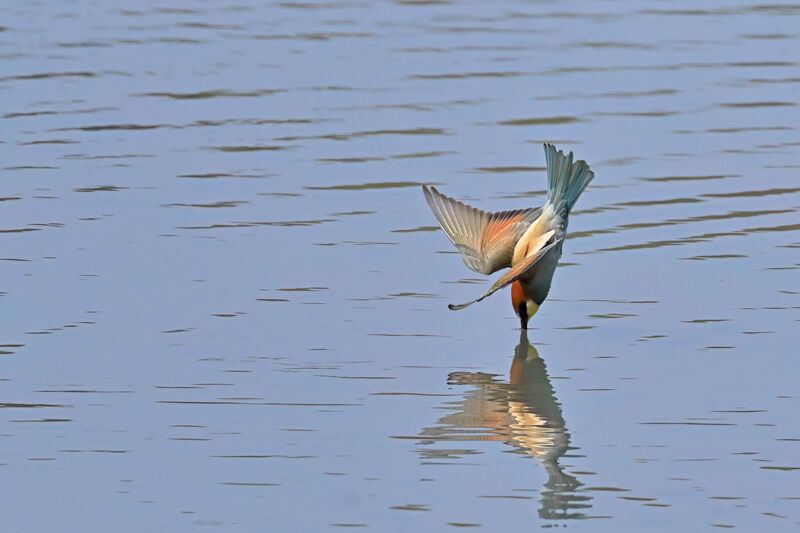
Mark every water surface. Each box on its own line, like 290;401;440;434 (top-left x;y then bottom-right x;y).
1;0;799;530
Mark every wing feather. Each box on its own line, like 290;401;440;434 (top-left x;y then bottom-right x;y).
448;237;562;311
422;185;541;275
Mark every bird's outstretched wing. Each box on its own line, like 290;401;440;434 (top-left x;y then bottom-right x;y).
448;237;562;311
423;185;542;275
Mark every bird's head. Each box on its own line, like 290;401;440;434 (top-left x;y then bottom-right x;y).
511;280;539;330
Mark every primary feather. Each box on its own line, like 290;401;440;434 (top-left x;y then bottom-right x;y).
422;185;541;275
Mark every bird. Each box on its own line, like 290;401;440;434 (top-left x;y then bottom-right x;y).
422;143;594;329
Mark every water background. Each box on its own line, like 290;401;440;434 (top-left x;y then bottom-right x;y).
1;0;799;530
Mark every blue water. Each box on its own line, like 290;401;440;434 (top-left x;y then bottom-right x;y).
1;0;799;530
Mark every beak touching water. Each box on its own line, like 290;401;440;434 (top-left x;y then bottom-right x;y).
511;281;539;330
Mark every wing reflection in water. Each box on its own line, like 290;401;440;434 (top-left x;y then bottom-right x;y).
417;330;592;520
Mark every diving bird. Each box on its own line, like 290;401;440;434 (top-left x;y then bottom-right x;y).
422;143;594;329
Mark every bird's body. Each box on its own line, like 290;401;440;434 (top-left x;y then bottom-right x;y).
423;144;594;329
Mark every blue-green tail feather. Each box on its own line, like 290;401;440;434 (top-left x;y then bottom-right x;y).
544;143;594;216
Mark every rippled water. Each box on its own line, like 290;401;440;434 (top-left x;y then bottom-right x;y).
2;0;799;530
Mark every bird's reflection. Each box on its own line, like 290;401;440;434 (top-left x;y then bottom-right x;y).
417;330;592;520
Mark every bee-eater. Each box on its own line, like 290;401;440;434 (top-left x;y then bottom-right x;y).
423;144;595;329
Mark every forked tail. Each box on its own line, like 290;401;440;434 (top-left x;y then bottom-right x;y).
544;143;594;217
